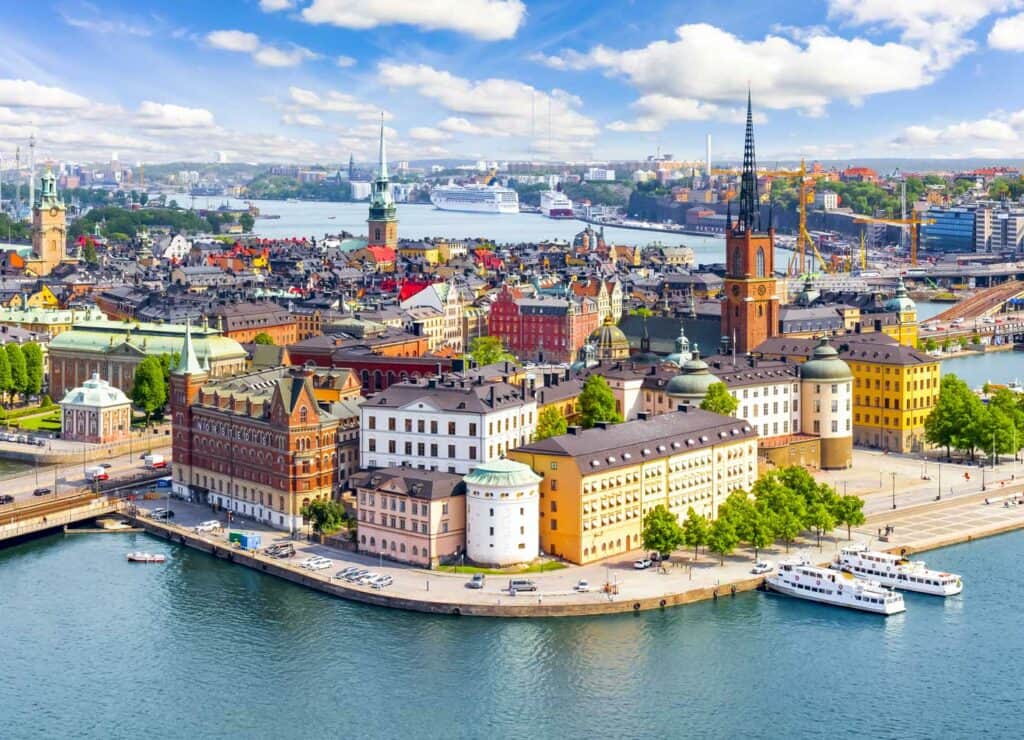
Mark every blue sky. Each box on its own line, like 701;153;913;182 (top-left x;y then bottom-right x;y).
4;0;1024;164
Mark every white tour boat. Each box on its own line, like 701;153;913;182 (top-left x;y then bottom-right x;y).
832;544;963;596
430;184;520;214
766;558;905;615
126;552;166;563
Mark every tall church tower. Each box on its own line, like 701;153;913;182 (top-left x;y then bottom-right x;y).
367;115;398;249
170;321;208;501
721;93;779;355
28;168;68;276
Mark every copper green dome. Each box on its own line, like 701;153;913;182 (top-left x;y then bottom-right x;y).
666;357;720;398
800;338;853;381
589;315;630;361
885;277;916;314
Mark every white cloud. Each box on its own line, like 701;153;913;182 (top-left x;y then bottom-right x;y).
205;29;317;67
539;24;936;119
282;112;325;127
335;55;357;68
286;86;384;120
989;12;1024;50
438;117;489;135
409;126;451;142
60;13;153;36
895;118;1018;145
205;29;260;53
259;0;295;11
377;63;598;153
135;101;216;129
301;0;526;41
0;79;90;109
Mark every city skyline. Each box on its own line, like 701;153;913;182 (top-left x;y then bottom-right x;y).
5;1;1024;164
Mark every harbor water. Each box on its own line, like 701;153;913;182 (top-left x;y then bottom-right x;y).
0;530;1020;739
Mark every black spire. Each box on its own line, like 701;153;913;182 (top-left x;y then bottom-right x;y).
738;89;759;232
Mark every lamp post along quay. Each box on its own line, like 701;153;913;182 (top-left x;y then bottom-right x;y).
890;472;897;510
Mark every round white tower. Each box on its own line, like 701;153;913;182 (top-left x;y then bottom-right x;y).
464;459;542;567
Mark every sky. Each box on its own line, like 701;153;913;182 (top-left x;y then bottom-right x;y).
5;0;1024;165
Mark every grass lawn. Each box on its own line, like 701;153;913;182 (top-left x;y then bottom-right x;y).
14;412;61;431
436;561;568;575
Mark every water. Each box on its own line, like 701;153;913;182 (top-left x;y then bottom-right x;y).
915;301;950;321
0;458;31;478
0;530;1020;739
941;351;1024;388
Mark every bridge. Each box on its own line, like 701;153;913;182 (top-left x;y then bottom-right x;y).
933;281;1024;322
0;492;122;545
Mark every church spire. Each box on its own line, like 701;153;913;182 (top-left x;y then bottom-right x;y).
738;88;759;233
173;319;204;375
377;112;388;181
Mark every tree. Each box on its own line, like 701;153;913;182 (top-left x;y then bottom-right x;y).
468;335;513;367
157;353;180;392
253;332;276;346
806;502;837;549
833;495;866;540
682;507;709;559
0;349;11;403
131;356;167;424
300;499;349;535
578;375;623;428
925;375;981;459
641;504;684;559
4;344;27;402
534;405;568;441
700;382;738;416
239;212;255;232
706;517;739;565
21;343;43;397
82;243;98;265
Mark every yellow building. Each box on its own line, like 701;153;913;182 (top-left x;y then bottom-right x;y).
398;242;440;266
0;304;104;337
509;409;758;564
878;278;919;348
754;333;938;454
8;285;60;309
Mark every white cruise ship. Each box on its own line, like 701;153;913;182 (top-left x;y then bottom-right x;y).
766;558;906;615
430;184;519;214
832;544;963;596
540;189;574;218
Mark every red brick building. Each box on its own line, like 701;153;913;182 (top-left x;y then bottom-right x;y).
487;286;600;364
170;324;342;532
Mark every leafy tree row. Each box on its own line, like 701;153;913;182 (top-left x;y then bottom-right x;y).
926;374;1023;462
641;466;865;565
0;342;44;404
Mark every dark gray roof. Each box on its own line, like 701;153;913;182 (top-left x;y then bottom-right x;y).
517;409;755;471
366;379;530;413
350;467;465;499
755;333;934;366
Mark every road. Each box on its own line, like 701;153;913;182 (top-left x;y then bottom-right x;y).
0;443;171;503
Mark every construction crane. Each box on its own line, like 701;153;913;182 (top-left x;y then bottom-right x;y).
852;212;935;266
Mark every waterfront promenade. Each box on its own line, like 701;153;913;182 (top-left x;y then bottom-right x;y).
131;483;1024;617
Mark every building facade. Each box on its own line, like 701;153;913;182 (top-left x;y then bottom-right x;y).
367;119;398;250
464;459;541;567
487;286;601;364
25;169;71;278
510;409;758;565
59;373;133;444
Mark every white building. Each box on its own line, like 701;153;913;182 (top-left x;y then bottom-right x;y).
464;458;541;566
360;378;537;475
814;190;839;210
586;167;616;181
156;233;191;263
350;181;372;200
399;280;464;353
59;372;133;444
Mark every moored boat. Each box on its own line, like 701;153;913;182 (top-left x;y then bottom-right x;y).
766;558;905;615
126;552;166;563
832;544;963;596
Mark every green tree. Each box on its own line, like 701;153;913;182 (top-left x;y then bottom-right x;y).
682;507;709;559
239;212;255;232
22;343;43;396
833;494;866;540
707;516;740;565
806;502;837;548
534;405;568;441
926;374;983;459
82;243;98;265
468;335;513;367
641;504;684;559
157;353;180;392
253;332;276;345
700;382;739;416
300;499;349;535
131;356;167;424
578;375;623;428
0;349;11;402
4;344;27;401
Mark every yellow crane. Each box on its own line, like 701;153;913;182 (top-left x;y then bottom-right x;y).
852;212;935;266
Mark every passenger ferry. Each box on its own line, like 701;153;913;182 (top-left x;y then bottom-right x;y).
832;544;963;596
540;189;574;218
430;184;520;214
766;558;905;615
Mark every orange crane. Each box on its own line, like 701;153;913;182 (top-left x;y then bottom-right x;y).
852;212;935;266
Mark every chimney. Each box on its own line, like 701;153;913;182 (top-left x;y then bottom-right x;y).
489;385;495;406
637;411;650;421
567;425;582;435
594;421;612;430
428;379;437;389
677;404;689;413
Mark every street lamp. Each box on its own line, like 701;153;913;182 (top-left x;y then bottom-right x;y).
890;472;897;510
937;463;942;501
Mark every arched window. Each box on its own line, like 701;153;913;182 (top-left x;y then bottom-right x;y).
758;305;764;317
732;247;742;274
756;247;765;277
374;228;381;242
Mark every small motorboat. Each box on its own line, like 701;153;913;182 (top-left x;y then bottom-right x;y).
126;552;166;563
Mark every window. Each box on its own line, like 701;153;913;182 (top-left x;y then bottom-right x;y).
430;444;438;456
430;421;438;434
417;443;425;456
404;442;412;455
368;438;376;452
388;417;396;431
550;500;557;513
832;420;838;433
550;479;558;491
755;247;765;277
442;502;449;515
448;422;456;434
813;420;820;434
550;462;558;470
368;416;376;430
469;423;477;435
550;519;558;531
469;445;477;460
448;444;456;458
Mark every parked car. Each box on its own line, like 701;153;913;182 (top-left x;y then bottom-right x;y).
99;463;113;469
334;567;360;580
193;520;221;534
32;487;52;496
575;579;591;592
466;573;486;589
268;543;295;558
151;509;175;520
306;560;331;571
508;578;537;593
345;569;369;582
372;575;393;590
751;560;774;575
0;494;14;505
633;558;653;570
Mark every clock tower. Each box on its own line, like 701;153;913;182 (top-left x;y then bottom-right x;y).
367;114;398;250
721;93;778;355
27;168;70;277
